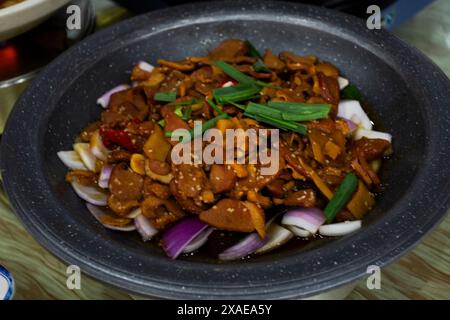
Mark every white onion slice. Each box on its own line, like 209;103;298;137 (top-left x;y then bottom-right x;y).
90;131;109;161
337;100;373;130
319;220;362;237
126;207;142;219
282;208;326;234
354;128;392;143
71;181;108;206
98;165;113;189
138;61;154;72
97;84;130;108
134;214;159;241
86;203;136;231
74;143;97;172
183;228;214;253
286;225;311;238
255;224;293;254
338;76;349;90
57;151;87;170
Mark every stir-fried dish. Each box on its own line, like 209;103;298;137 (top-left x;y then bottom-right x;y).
0;0;25;9
58;39;392;260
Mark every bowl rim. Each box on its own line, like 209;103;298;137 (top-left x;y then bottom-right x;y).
1;0;450;299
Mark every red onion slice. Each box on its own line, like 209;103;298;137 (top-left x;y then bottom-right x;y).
138;61;154;72
337;100;373;130
282;208;326;234
134;214;159;241
86;203;136;231
98;165;113;189
339;118;357;134
71;181;108;206
218;233;267;261
97;84;130;108
319;220;362;237
162;217;208;259
183;228;214;253
255;224;293;254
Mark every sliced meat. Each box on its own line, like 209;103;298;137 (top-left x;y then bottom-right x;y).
209;39;249;62
315;72;340;107
107;149;131;163
143;178;170;199
284;189;316;207
199;199;255;233
109;164;143;201
209;164;237;193
108;194;139;216
141;196;185;229
263;49;285;71
354;138;390;161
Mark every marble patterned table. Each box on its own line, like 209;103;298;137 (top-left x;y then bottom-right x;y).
0;0;449;300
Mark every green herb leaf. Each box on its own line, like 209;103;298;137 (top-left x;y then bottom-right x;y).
206;98;224;114
324;173;359;223
174;106;184;118
213;60;256;85
341;84;363;101
245;40;263;59
157;119;166;127
168;99;200;107
281;111;329;121
154;92;177;102
267;101;332;114
253;60;271;73
213;83;261;105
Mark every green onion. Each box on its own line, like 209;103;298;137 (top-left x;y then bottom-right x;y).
245;40;263;59
253;60;271;73
213;83;261;105
268;101;332;113
281;111;329;121
341;84;363;101
174;106;184;118
251;113;307;135
182;107;192;121
222;98;246;110
324;173;359;223
154;92;177;102
164;130;173;137
168;99;200;107
206;98;224;114
245;102;283;119
213;61;255;85
184;113;230;142
157;119;166;127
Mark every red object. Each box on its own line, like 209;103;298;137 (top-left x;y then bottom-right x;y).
100;128;136;152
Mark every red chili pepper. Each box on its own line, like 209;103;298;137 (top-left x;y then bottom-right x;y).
99;128;135;152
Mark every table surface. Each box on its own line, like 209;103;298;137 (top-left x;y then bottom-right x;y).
0;0;449;300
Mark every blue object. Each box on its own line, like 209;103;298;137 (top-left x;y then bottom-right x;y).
382;0;436;29
0;265;14;300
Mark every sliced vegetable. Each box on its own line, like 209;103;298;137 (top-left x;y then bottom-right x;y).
90;131;109;161
347;181;375;219
255;224;293;254
181;112;231;142
324;173;359;223
267;101;331;113
183;228;214;253
245;40;263;59
137;61;154;72
155;91;177;102
213;60;256;85
213;83;261;105
98;165;113;189
319;220;362;236
338;76;349;90
74;143;97;172
218;233;267;261
282;208;326;234
143;125;171;161
162;217;209;259
337;100;373;130
96;84;130;108
57;151;87;170
134;214;159;241
286;225;311;238
86;203;136;231
341;84;363;101
354;128;392;143
253;60;271;73
71;181;108;206
99;128;136;152
251;113;307;135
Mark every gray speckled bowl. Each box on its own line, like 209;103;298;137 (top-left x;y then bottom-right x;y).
1;1;450;299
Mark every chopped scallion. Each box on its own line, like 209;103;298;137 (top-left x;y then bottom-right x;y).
155;92;177;102
324;173;359;223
